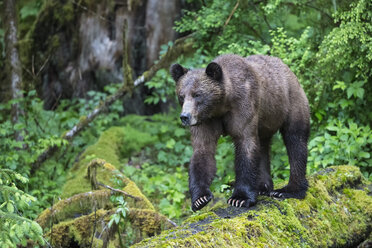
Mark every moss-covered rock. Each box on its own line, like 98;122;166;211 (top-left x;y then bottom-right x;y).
37;126;170;247
132;165;372;248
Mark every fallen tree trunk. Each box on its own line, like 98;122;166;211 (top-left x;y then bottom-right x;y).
30;34;195;174
133;165;372;248
36;127;175;247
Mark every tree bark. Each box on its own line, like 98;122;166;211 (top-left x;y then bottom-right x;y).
30;34;195;174
145;0;180;68
4;0;24;141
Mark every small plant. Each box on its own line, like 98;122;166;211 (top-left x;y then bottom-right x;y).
108;195;131;247
108;196;129;228
0;169;44;247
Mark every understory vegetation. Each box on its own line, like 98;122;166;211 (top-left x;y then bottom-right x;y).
0;0;371;247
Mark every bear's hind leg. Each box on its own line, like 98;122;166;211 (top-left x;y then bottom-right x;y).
257;138;273;196
270;121;309;199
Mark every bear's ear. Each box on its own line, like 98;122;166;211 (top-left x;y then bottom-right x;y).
206;62;222;82
170;64;188;82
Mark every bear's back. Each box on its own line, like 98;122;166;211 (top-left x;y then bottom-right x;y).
245;55;309;131
213;54;308;134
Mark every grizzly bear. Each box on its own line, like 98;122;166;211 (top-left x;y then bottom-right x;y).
170;54;310;211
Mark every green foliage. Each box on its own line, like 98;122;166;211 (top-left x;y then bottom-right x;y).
316;0;372;124
145;42;176;105
19;0;44;21
0;169;44;247
308;119;372;179
144;68;175;105
0;84;124;217
108;196;129;228
121;113;191;219
108;194;133;247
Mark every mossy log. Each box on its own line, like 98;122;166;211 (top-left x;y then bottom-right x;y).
133;166;372;248
36;126;173;247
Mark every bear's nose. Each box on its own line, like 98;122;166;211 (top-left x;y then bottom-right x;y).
180;113;191;126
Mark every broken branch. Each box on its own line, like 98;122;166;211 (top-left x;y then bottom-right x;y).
97;182;141;201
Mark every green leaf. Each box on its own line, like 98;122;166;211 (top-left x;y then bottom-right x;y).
166;139;176;149
7;203;14;213
114;214;120;224
315;112;323;121
14;123;25;131
174;128;186;137
346;87;354;99
355;88;364;99
358;151;370;159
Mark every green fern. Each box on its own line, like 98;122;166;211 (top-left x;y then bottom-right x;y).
0;169;44;247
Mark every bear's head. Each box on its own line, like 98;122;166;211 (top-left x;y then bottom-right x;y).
170;62;225;126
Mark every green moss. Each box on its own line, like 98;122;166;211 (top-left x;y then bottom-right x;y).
122;179;154;210
37;189;112;229
43;207;173;247
319;165;363;191
38;124;171;247
133;166;372;248
46;209;114;247
185;212;218;224
129;209;174;235
61;126;154;198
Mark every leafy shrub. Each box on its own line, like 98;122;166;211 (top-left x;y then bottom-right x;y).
0;169;44;247
0;84;125;218
309;119;372;179
120;113;191;219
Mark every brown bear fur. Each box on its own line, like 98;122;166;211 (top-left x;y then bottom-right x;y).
170;54;310;211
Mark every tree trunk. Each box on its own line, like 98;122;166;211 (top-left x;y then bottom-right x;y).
21;0;182;112
4;0;24;141
145;0;180;68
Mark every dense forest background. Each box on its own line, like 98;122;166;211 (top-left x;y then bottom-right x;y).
0;0;371;247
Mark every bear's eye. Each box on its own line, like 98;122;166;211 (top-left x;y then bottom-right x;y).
179;95;185;104
192;93;201;98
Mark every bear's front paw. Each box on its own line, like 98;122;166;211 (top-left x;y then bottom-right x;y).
227;189;257;208
191;190;213;212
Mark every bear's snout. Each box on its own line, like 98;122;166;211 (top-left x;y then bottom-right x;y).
180;113;191;126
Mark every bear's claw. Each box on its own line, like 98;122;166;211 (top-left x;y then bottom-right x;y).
270;191;284;198
227;198;246;207
258;183;271;196
192;195;212;212
227;197;254;208
269;185;307;199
